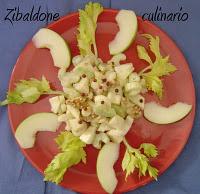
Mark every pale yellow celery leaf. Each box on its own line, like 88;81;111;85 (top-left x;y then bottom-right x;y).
122;150;131;171
77;10;93;56
151;56;177;77
137;45;153;65
140;143;158;158
55;131;86;152
44;148;86;184
125;153;137;179
148;165;158;180
44;132;86;184
137;154;149;176
143;34;177;76
77;2;103;56
143;34;161;60
2;76;50;105
85;2;103;24
17;76;51;93
143;73;163;99
122;139;159;181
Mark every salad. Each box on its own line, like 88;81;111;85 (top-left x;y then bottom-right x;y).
0;2;192;194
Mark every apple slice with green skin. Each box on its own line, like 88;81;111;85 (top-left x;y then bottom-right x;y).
15;113;60;149
97;142;120;194
144;102;192;124
109;10;138;55
32;28;71;69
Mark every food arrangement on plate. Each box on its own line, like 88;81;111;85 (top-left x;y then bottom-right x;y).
0;2;193;194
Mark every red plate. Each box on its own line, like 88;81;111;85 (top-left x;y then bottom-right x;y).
8;9;195;193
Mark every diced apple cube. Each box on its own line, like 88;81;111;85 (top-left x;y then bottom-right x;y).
61;104;67;113
129;72;140;82
80;126;97;144
67;105;80;119
109;115;125;131
73;64;94;78
58;95;65;104
107;92;121;105
114;63;134;86
93;133;110;149
129;94;145;109
123;115;134;134
68;119;87;136
95;95;111;107
108;116;133;140
97;123;112;132
95;71;104;81
128;89;140;97
73;77;89;94
105;71;116;83
63;87;80;99
91;81;99;90
60;72;80;87
125;82;141;92
49;96;61;114
66;110;74;120
107;130;124;143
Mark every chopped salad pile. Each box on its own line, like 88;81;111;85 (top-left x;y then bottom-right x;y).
51;53;145;148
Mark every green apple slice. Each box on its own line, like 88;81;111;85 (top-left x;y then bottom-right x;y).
144;102;192;124
97;142;120;194
15;113;60;149
109;10;138;55
32;28;71;69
